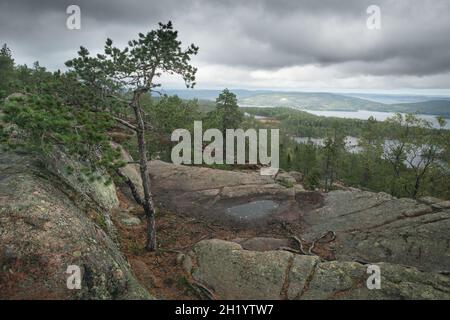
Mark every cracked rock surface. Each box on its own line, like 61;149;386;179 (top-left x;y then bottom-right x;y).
302;191;450;273
187;239;450;300
150;162;450;298
149;160;310;228
150;161;450;274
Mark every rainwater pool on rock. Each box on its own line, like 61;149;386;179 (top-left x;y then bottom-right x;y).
225;200;279;221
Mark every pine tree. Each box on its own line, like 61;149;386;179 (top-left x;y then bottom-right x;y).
205;89;243;157
322;124;345;191
65;22;198;251
359;116;383;187
0;44;15;98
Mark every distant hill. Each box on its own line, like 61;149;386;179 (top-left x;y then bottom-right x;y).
161;89;450;118
239;92;384;110
344;93;450;104
384;100;450;118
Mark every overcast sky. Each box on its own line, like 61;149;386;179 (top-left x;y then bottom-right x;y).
1;0;450;95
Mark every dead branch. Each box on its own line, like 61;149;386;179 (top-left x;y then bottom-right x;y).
308;231;336;255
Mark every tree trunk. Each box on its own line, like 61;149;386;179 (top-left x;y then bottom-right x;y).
131;92;157;251
324;156;331;192
412;175;421;199
391;161;401;197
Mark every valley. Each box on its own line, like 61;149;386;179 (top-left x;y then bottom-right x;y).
166;89;450;119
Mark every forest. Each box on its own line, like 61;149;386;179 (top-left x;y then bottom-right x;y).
1;23;449;254
2;39;449;206
243;106;450;199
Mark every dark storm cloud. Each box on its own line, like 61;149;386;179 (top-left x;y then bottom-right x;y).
1;0;450;83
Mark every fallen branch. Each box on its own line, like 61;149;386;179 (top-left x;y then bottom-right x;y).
308;231;336;255
113;116;138;131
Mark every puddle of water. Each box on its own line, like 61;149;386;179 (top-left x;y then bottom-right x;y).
226;200;279;221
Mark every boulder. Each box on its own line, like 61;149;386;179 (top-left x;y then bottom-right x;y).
288;171;303;183
188;239;296;300
186;239;450;300
0;151;152;299
431;201;450;210
275;171;297;186
418;196;444;205
233;237;294;251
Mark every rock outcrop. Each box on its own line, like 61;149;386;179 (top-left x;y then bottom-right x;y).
149;160;308;227
184;239;450;300
2;150;449;300
0;151;151;299
301;191;450;273
45;147;119;210
148;161;449;299
149;161;450;274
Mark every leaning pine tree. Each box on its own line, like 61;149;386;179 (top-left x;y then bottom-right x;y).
65;22;198;251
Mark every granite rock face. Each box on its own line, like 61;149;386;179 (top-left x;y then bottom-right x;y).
0;152;151;299
149;162;449;274
186;240;450;300
45;147;119;210
148;162;450;299
301;191;450;273
148;160;309;227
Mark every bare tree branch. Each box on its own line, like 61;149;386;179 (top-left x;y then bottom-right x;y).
112;116;138;131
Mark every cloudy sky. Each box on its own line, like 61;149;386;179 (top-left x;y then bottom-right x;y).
1;0;450;94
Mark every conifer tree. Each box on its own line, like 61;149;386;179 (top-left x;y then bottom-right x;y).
0;44;15;98
65;21;198;251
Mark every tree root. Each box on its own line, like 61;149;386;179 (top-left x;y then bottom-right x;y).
290;236;308;255
281;231;336;256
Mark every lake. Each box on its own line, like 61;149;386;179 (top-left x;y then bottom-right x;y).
293;136;447;169
302;109;450;130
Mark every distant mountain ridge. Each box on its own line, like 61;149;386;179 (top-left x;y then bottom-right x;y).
160;89;268;100
386;100;450;117
162;89;450;118
345;93;450;104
